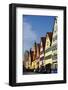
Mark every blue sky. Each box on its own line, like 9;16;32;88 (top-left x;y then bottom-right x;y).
23;15;55;52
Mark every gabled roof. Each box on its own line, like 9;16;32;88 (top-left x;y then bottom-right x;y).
29;49;34;61
37;43;40;49
37;43;40;54
46;32;53;43
40;37;46;50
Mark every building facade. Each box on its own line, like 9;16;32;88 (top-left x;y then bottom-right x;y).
31;42;37;71
35;43;40;71
51;17;57;73
44;32;53;73
39;37;46;70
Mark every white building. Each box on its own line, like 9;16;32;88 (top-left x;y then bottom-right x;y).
51;17;57;72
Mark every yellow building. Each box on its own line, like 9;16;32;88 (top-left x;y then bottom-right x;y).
44;32;53;69
31;42;37;70
23;49;34;70
35;43;40;70
39;37;46;68
28;49;32;69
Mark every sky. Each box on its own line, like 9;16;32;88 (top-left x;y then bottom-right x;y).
23;15;55;52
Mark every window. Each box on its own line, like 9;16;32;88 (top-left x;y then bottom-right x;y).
52;54;57;60
45;55;52;60
45;47;52;53
52;35;57;42
52;44;57;51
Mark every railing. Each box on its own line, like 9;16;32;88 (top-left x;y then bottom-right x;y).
45;54;57;60
45;55;52;60
45;44;57;53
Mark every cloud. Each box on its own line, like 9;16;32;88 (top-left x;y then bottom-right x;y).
23;22;37;52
